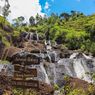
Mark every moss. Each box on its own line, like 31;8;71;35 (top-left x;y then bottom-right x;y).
0;16;10;26
0;60;10;64
13;88;37;95
67;89;87;95
54;84;60;90
88;84;95;94
2;37;10;47
13;31;20;37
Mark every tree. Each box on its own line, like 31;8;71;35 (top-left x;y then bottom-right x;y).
47;13;59;24
12;16;25;27
2;0;11;19
18;16;24;22
60;12;70;21
18;16;25;25
29;16;35;25
36;13;42;24
89;25;95;41
71;10;77;17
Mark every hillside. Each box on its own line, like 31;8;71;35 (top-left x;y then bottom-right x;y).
1;13;95;55
33;13;95;55
11;12;95;56
0;12;95;95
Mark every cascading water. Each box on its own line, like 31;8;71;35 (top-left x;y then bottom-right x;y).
36;31;39;42
58;59;75;77
0;64;4;71
45;52;95;86
25;32;30;40
45;40;52;50
73;58;92;82
40;63;50;84
51;51;58;62
46;51;52;63
25;32;39;41
53;51;59;62
53;63;57;84
29;32;33;40
45;50;60;63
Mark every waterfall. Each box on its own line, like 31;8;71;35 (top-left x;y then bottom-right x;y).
46;51;52;63
65;66;74;76
25;31;39;42
45;40;52;50
83;53;92;59
40;63;50;84
54;53;95;84
36;31;39;42
53;63;57;84
45;40;50;45
58;59;75;76
52;51;58;62
0;64;4;71
70;53;78;59
29;33;33;41
73;59;92;83
47;54;52;63
25;32;30;40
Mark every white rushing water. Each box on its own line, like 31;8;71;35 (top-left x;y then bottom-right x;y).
29;32;33;40
45;53;95;85
36;31;39;41
40;63;50;84
53;64;57;84
25;32;29;40
73;59;92;82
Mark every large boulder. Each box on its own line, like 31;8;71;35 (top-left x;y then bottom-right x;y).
59;77;95;95
1;46;22;61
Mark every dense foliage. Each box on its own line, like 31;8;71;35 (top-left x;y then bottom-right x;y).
1;11;95;55
12;11;95;55
1;11;95;95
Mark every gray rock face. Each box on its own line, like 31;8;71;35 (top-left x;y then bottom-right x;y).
2;50;95;87
44;53;95;86
0;64;14;76
29;64;50;84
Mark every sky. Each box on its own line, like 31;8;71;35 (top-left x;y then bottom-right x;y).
0;0;95;21
40;0;95;16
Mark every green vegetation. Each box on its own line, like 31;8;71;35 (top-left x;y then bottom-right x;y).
54;84;59;90
1;11;95;95
0;16;10;25
59;78;95;95
1;11;95;55
11;11;95;55
0;16;13;47
0;60;10;64
13;88;37;95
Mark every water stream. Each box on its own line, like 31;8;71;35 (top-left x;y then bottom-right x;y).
40;63;50;84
